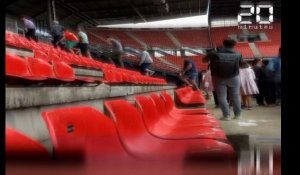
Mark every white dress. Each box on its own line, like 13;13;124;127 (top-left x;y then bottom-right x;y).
239;67;259;95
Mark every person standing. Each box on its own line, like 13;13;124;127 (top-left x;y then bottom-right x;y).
139;48;155;76
50;20;65;49
107;37;124;68
269;48;281;104
239;61;259;110
77;27;92;58
261;59;277;106
179;56;199;90
202;69;213;100
252;58;264;106
203;39;243;120
21;16;38;42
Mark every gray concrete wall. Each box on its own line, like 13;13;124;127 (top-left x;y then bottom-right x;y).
6;84;176;109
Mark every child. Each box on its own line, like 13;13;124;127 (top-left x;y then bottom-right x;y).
202;69;213;100
239;61;259;110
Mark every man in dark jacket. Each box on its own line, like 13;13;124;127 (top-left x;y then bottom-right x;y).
50;20;65;49
203;39;242;120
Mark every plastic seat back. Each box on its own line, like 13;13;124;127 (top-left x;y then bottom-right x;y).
160;91;175;112
149;93;169;116
34;50;50;62
6;53;31;78
52;61;75;81
42;106;124;158
134;95;161;129
6;127;49;159
104;100;147;145
26;57;55;79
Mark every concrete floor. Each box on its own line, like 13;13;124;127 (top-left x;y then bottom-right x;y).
205;99;281;174
204;98;281;151
206;100;281;139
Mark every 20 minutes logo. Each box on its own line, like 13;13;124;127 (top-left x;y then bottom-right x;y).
238;1;274;29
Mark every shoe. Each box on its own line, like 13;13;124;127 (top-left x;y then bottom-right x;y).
149;71;155;76
220;117;232;121
234;115;242;120
247;106;252;110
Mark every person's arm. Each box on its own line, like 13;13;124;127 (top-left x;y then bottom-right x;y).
182;63;192;74
56;36;65;45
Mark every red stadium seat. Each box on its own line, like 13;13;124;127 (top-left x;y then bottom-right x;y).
6;53;45;80
175;87;207;105
42;106;128;158
34;50;50;62
149;93;217;122
160;91;210;115
137;94;220;128
6;32;16;46
135;95;226;140
104;99;234;159
52;61;75;82
6;127;49;159
26;57;55;79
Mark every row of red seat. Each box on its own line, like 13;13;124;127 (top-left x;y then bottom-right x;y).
175;87;207;105
6;91;235;163
6;32;167;85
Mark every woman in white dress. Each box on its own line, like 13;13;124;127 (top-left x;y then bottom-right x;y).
239;61;259;110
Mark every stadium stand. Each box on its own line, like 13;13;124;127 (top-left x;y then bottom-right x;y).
211;26;243;47
235;43;255;58
130;30;176;48
6;0;281;174
6;32;167;85
171;29;210;48
87;29;142;48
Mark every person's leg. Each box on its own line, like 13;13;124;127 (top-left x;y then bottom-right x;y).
85;45;92;58
179;75;192;86
242;95;246;108
228;76;242;118
29;29;38;42
247;95;252;109
256;85;264;105
216;78;230;119
213;91;219;106
269;81;277;104
276;81;281;104
116;53;124;68
24;30;30;40
140;63;148;75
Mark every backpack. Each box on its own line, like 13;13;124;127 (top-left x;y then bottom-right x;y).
213;50;241;78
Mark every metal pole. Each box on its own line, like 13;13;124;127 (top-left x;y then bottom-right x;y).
47;0;53;30
207;0;214;48
52;0;57;22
